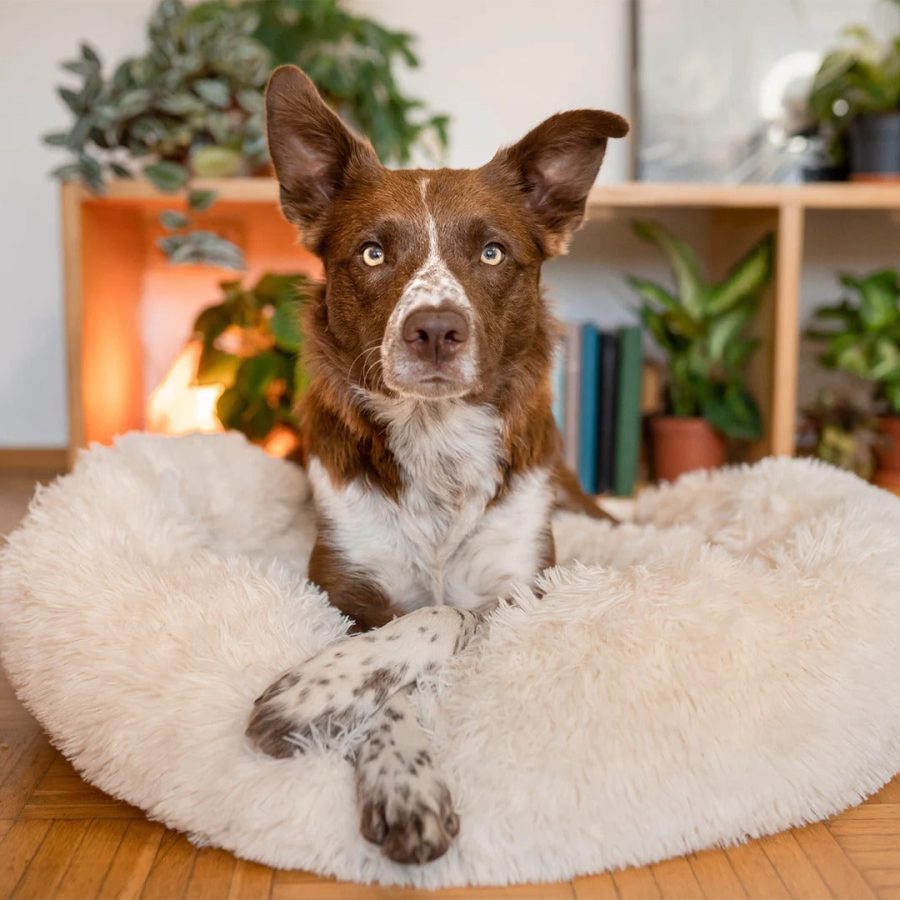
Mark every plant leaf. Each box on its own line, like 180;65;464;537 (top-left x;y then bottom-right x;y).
187;188;217;211
271;300;303;351
160;209;189;230
190;145;243;177
143;160;188;192
706;233;774;315
632;220;705;317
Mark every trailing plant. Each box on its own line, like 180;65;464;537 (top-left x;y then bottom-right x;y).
628;221;773;440
808;21;900;165
807;268;900;414
797;390;878;479
192;272;312;441
45;0;448;268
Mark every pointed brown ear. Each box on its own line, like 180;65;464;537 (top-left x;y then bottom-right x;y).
484;110;629;255
265;65;380;248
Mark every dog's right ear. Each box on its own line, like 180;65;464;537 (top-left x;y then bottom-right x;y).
265;65;380;247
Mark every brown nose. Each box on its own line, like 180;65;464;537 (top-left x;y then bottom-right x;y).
402;308;469;363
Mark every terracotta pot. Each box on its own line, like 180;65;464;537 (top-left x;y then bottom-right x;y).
873;416;900;493
650;416;727;483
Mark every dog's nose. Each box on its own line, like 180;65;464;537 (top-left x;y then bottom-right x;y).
402;308;469;363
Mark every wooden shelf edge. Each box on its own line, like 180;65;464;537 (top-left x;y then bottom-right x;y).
72;178;900;210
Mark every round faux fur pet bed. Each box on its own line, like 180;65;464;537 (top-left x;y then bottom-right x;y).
2;432;900;887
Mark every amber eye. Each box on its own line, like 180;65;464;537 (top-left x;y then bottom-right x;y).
480;243;505;266
361;243;385;267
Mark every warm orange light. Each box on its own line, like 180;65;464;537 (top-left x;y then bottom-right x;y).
146;341;223;435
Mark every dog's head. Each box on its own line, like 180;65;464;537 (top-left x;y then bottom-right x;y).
266;65;628;402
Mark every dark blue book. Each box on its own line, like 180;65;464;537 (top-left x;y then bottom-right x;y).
596;331;620;494
577;323;601;493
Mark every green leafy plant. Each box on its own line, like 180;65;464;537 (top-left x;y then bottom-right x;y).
45;0;448;267
192;272;312;441
809;23;900;165
628;221;773;440
797;390;878;479
807;268;900;414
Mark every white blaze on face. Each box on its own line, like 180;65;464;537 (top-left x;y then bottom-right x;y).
381;178;478;396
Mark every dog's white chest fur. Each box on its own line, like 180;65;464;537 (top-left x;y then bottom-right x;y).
308;400;551;612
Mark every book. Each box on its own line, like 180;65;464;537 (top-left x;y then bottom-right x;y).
550;340;566;433
613;325;644;496
596;331;619;494
563;322;582;472
577;323;601;493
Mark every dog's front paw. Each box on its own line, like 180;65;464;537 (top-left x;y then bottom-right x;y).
246;643;409;758
359;769;459;864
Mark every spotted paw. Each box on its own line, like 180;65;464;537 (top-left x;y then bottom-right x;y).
359;776;459;864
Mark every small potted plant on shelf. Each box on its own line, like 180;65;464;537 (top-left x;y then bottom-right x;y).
45;0;448;268
796;390;879;480
191;272;313;453
807;268;900;490
628;221;773;482
808;23;900;180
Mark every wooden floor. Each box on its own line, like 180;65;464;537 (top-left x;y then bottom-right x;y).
2;472;900;899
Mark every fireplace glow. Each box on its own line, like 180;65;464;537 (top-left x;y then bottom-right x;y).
146;341;223;435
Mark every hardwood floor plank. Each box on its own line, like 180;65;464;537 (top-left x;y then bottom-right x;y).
12;819;88;899
228;858;274;900
792;823;874;899
831;804;900;821
611;866;661;900
836;836;900;854
853;867;900;888
650;856;703;900
758;831;831;899
272;874;576;900
725;841;791;900
139;830;198;900
686;847;747;899
572;870;619;900
97;819;165;899
0;732;56;817
0;819;13;842
185;847;237;899
57;819;129;900
0;820;52;898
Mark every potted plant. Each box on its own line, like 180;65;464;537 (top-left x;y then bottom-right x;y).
797;390;878;480
190;271;313;453
807;268;900;490
45;0;448;267
809;24;900;180
628;221;773;482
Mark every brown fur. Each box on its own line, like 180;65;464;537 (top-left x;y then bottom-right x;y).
265;66;627;627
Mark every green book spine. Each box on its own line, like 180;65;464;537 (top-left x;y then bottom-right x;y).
613;326;643;497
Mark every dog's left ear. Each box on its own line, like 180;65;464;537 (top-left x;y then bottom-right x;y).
484;110;629;256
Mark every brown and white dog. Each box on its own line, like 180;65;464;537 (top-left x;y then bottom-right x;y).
247;65;628;864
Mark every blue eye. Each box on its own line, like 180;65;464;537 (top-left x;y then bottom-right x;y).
362;243;384;266
480;243;505;266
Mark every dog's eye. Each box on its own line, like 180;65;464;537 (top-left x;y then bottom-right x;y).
361;243;385;267
480;243;505;266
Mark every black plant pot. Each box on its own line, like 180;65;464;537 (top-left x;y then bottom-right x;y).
848;112;900;180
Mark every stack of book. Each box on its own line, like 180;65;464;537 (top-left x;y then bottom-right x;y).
552;323;643;497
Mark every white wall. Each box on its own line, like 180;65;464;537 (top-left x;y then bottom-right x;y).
0;0;630;448
0;0;155;447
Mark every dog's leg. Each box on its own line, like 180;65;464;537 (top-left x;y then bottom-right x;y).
246;606;479;758
357;683;458;863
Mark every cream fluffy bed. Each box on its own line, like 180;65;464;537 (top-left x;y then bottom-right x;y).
2;432;899;888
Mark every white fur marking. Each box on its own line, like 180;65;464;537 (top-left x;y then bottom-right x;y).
381;178;478;393
308;400;552;613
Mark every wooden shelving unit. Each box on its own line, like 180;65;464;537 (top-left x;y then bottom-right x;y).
61;179;900;467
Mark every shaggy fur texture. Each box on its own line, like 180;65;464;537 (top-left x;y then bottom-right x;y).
2;432;900;887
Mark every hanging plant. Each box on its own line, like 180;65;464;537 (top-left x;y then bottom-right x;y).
45;0;449;268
